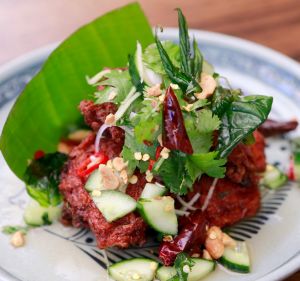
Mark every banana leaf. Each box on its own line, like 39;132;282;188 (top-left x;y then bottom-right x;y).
0;3;154;180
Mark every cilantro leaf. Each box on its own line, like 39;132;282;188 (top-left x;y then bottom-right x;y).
186;151;226;181
121;132;156;174
24;152;67;207
154;151;191;195
2;225;30;235
132;99;162;143
185;109;220;154
95;70;133;104
168;253;195;281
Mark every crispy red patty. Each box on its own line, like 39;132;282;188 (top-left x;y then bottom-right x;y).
59;101;147;248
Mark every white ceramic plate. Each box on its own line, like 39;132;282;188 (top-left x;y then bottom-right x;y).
0;29;300;281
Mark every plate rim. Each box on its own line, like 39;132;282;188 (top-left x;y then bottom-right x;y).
0;28;300;281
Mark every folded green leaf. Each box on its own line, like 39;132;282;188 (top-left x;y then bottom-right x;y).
0;3;154;180
217;95;273;158
128;54;146;92
191;38;203;78
24;152;67;207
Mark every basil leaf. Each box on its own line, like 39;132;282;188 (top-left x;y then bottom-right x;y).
24;152;67;207
217;95;273;158
177;8;191;74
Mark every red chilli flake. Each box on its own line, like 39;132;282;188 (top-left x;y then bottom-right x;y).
34;150;45;160
162;86;193;154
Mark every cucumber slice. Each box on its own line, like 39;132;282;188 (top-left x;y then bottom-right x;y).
24;199;61;226
156;266;176;281
140;183;167;199
261;164;287;189
84;169;103;192
137;196;178;235
219;241;250;273
156;259;215;281
92;190;136;222
188;258;215;281
108;258;158;281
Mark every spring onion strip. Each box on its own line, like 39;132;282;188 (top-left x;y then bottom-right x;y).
176;195;197;211
95;124;132;153
153;157;165;172
115;87;140;121
175;209;190;216
86;69;111;85
95;124;112;153
201;178;218;211
180;193;200;212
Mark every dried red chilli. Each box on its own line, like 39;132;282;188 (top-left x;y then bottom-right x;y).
159;210;208;265
34;150;45;160
258;119;298;137
162;86;193;154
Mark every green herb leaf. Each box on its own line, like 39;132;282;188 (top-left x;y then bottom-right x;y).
2;225;29;235
186;151;227;181
185;109;220;153
42;212;52;225
154;151;191;195
128;54;145;92
177;8;191;74
191;38;203;78
217;95;273;158
24;152;67;207
143;41;180;74
155;35;200;94
95;70;133;104
121;132;156;174
0;3;154;180
168;252;195;281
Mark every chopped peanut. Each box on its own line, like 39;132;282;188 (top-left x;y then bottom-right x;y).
160;147;170;159
163;235;173;242
157;134;163;146
112;157;127;171
146;84;162;97
120;169;128;184
104;113;116;125
142;154;150;161
158;94;165;103
207;226;223;240
134;152;142;161
10;231;25;248
129;175;138;184
195;73;217;100
99;165;119;190
57;141;73;154
145;170;153;182
170;83;179;90
205;237;224;259
182;104;193;112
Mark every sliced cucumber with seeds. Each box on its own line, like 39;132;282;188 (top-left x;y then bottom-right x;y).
219;241;250;273
156;266;176;281
261;164;287;189
137;196;178;235
84;169;103;192
188;258;215;281
108;258;158;281
140;183;167;199
92;190;136;222
24;199;61;226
